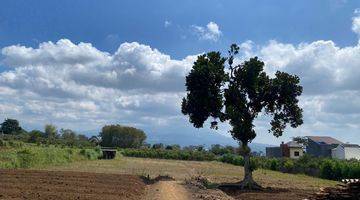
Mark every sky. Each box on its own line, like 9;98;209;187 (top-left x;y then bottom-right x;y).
0;0;360;145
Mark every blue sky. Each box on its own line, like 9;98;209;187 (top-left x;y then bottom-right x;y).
1;0;359;59
0;0;360;145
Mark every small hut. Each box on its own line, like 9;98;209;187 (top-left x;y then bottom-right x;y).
101;147;117;159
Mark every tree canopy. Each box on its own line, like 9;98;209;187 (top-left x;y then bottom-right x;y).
0;118;22;135
99;125;147;148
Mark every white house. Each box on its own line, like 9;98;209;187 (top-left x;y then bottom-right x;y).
331;144;360;160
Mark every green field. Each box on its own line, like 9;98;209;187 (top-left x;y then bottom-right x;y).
0;144;101;169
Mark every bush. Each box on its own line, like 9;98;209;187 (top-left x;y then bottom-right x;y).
121;148;216;161
218;153;360;181
282;159;295;173
0;145;101;169
79;148;102;160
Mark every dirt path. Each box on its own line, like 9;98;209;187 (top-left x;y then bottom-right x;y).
145;181;191;200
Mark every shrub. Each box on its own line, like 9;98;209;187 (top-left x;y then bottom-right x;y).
283;159;295;173
121;148;216;161
0;145;101;169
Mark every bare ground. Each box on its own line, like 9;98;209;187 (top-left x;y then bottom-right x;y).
144;181;191;200
4;156;339;200
0;169;146;200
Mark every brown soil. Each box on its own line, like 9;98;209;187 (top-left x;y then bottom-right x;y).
221;187;314;200
145;181;191;200
0;169;146;200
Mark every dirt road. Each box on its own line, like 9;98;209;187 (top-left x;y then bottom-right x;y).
145;181;191;200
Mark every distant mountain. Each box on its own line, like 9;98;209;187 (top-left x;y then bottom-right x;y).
80;127;273;153
146;131;272;153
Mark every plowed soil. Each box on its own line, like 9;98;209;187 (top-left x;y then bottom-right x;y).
0;169;146;200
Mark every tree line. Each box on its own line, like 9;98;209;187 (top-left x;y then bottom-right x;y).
0;118;96;147
0;118;147;148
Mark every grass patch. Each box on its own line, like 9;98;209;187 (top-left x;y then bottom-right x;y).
0;144;101;169
44;156;338;191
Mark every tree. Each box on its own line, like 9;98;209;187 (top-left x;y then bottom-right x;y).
292;136;308;147
60;128;77;146
99;125;146;148
44;124;58;142
181;44;303;189
28;130;44;143
0;118;22;135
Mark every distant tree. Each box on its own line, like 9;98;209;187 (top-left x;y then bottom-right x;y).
210;144;235;155
182;44;303;189
152;143;164;149
77;134;88;141
141;142;151;149
183;145;205;151
44;124;58;142
99;125;146;148
60;128;77;146
292;136;308;147
165;144;181;150
28;130;44;143
0;118;22;135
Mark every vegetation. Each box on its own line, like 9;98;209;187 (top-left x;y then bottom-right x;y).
121;148;216;161
219;154;360;181
120;147;360;181
99;124;146;148
0;142;101;169
0;118;24;135
0;119;97;148
181;44;303;189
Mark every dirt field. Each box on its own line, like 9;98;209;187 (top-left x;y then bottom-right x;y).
41;156;338;200
0;156;340;200
0;169;146;200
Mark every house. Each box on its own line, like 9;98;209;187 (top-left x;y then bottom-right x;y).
306;136;343;157
332;144;360;160
284;141;304;159
266;141;304;159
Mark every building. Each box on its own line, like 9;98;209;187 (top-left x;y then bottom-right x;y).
331;144;360;160
306;136;343;157
266;147;282;158
285;141;304;159
266;141;304;159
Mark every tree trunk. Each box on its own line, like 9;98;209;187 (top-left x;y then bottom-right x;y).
218;144;262;190
239;150;262;190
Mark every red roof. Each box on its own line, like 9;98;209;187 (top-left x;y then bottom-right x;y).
307;136;343;145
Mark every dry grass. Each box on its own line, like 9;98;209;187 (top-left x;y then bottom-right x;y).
43;155;338;192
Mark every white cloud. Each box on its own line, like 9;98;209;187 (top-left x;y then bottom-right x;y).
192;21;222;42
234;38;360;144
1;12;360;145
0;39;197;132
352;9;360;37
164;20;171;28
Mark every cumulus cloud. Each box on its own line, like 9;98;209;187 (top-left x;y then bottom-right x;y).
352;9;360;37
234;38;360;143
192;21;222;41
0;39;197;97
1;13;360;144
0;39;197;131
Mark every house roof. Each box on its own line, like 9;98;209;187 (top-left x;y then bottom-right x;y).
342;144;360;148
307;136;343;145
286;141;302;148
